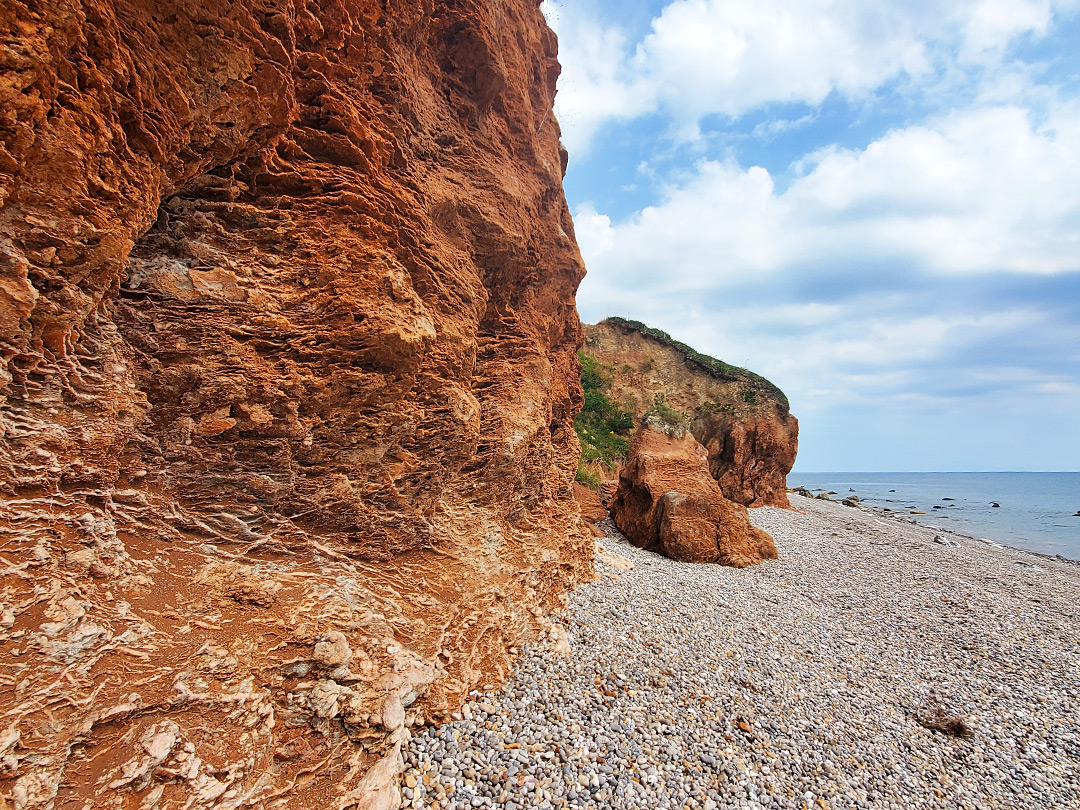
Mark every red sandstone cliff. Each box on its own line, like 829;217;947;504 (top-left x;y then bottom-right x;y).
583;319;798;508
0;2;590;807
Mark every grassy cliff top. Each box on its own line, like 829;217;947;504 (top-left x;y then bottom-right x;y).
598;317;790;414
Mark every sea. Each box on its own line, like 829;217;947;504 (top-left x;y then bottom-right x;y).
787;472;1080;560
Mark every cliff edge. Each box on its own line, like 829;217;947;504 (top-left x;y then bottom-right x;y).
0;1;590;807
582;318;798;507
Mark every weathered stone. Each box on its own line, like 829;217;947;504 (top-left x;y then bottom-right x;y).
596;546;634;572
700;415;799;508
0;1;591;807
611;427;778;567
573;482;609;536
314;631;354;668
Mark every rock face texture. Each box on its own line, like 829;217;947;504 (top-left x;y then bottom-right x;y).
0;1;590;808
697;416;799;508
583;319;798;507
611;423;778;567
572;482;608;537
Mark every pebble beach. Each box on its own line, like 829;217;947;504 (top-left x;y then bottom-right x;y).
402;496;1080;810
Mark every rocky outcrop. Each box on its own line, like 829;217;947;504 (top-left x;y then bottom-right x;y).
583;318;798;507
697;415;799;508
611;422;778;567
0;1;590;808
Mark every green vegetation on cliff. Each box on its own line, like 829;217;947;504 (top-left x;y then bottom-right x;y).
602;316;789;413
575;350;634;486
642;394;689;437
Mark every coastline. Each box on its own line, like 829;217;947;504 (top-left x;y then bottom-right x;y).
868;507;1080;567
401;495;1080;810
788;472;1080;561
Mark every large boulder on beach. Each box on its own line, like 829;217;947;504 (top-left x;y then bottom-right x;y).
611;418;778;566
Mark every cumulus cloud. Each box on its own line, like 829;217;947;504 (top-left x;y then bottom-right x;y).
636;0;930;124
572;100;1080;467
544;0;1080;152
541;3;655;155
550;0;1080;469
577;102;1080;287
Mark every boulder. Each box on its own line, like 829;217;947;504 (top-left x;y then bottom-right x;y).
611;425;777;567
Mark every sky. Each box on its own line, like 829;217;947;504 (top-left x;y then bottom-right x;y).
541;0;1080;472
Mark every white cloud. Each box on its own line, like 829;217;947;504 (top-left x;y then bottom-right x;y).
657;304;1072;427
786;104;1080;273
576;102;1080;290
960;0;1058;55
573;204;616;257
637;0;930;122
553;0;1080;470
573;100;1080;450
546;0;1080;153
542;3;656;155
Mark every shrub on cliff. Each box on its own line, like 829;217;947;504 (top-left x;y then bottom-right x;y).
575;350;634;474
574;461;602;489
602;316;789;413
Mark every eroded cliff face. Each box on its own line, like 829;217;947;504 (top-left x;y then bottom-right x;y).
583;319;798;508
0;1;591;807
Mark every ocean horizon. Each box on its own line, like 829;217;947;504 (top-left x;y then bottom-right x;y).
788;471;1080;560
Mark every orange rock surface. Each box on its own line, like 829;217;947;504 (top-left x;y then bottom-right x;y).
698;415;799;508
583;319;798;507
611;424;778;567
572;481;608;537
0;1;591;807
